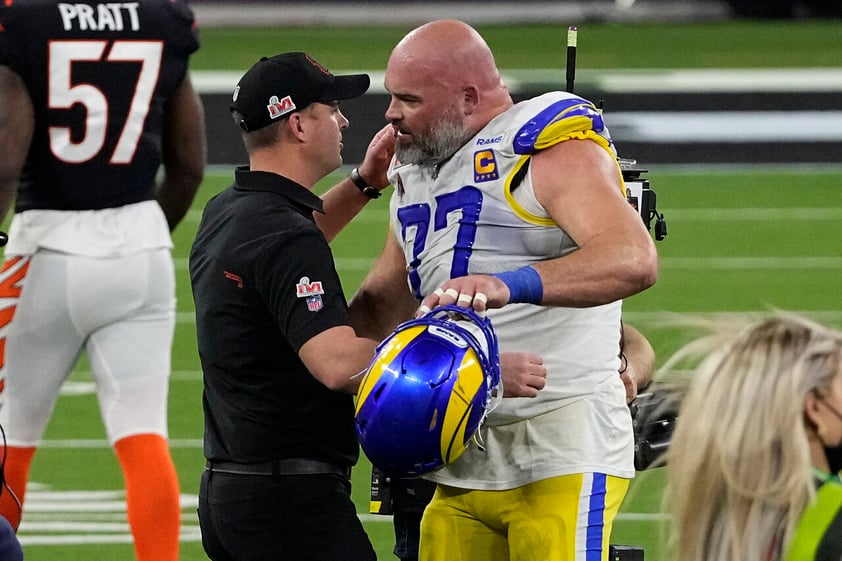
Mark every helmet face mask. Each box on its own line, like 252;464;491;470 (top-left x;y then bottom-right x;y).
355;305;502;478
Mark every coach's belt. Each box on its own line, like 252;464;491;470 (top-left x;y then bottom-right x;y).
205;459;350;478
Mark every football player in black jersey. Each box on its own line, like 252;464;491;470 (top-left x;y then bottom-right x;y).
0;2;206;560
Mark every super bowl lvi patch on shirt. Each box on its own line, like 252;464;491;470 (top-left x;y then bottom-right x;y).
296;276;324;312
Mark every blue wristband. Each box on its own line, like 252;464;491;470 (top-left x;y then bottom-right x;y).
491;266;543;304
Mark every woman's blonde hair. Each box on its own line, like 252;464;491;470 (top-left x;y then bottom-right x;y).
662;313;842;561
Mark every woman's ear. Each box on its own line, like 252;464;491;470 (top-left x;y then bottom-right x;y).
804;391;823;433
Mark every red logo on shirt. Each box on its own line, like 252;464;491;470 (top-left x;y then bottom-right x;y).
296;277;324;297
224;271;243;288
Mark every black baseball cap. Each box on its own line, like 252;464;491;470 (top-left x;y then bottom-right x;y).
231;52;370;132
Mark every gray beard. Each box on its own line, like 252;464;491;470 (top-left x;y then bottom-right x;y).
395;110;473;169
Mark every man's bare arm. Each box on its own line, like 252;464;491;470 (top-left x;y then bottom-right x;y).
157;73;206;232
621;323;656;403
349;231;418;341
417;139;658;313
522;139;658;306
0;66;34;222
299;325;379;394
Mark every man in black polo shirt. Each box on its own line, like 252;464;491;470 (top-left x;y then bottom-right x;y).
189;52;394;561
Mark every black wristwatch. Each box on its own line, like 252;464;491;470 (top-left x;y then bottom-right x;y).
350;168;381;199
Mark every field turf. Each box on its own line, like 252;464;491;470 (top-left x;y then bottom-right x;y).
13;164;842;561
9;18;842;561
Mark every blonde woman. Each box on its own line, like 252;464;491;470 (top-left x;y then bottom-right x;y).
664;314;842;561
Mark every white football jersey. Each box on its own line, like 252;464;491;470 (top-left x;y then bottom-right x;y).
387;92;635;488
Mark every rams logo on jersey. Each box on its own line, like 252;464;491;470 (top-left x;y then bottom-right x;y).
474;150;499;183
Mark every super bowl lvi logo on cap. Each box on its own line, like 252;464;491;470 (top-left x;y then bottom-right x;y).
267;95;296;120
230;52;370;132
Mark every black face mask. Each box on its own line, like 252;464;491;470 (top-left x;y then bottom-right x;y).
818;396;842;473
826;443;842;474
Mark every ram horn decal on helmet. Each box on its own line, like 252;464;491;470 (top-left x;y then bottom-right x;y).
354;305;502;478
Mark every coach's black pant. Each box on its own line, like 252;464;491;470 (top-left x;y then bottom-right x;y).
198;465;376;561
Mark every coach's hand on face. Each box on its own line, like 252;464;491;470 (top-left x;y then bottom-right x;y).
356;124;397;193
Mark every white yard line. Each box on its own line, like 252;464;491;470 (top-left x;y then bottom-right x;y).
183;206;842;226
18;490;202;545
662;257;842;269
36;438;202;448
16;487;668;547
171;253;842;274
666;208;842;220
194;68;842;95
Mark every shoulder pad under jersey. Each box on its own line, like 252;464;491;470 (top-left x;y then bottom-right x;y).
513;95;606;155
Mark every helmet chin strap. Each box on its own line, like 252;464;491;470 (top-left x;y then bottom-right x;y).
471;430;487;453
471;385;503;454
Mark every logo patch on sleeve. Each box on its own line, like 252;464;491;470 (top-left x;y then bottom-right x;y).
473;150;499;183
296;276;324;312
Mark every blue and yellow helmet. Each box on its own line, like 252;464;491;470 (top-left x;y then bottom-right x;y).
354;305;501;478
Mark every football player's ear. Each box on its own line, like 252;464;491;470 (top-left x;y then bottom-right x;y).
462;84;479;116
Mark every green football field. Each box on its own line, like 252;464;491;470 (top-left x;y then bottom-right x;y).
10;17;842;561
15;164;842;561
189;20;842;70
